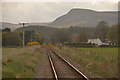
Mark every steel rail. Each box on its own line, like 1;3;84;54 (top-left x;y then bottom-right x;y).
46;48;58;80
50;48;89;80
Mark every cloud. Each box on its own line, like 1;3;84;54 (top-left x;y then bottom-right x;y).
2;2;118;23
2;0;120;2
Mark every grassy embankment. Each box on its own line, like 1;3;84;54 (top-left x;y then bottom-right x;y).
55;46;118;78
2;46;43;78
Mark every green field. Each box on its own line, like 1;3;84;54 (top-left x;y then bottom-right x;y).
2;46;43;78
55;46;118;78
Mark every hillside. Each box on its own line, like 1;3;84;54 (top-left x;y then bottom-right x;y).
29;22;51;26
48;8;118;28
16;26;95;41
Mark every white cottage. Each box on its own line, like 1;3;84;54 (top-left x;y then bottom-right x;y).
87;39;103;46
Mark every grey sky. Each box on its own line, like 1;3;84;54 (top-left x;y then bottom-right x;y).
2;2;118;24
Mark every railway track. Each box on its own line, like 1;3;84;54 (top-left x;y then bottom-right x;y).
46;47;89;80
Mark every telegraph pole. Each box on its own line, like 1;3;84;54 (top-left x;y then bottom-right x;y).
19;22;28;47
22;23;25;47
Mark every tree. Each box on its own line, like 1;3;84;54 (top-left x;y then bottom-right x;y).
2;32;22;46
25;30;34;45
2;32;8;46
2;28;11;32
94;21;108;42
74;31;88;43
19;30;45;45
107;24;118;43
19;30;35;45
34;32;45;45
50;30;71;44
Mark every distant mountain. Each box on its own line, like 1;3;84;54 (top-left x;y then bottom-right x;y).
1;22;21;30
48;8;118;28
1;22;51;30
2;8;118;29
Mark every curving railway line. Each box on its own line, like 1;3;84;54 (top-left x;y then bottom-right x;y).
46;47;89;80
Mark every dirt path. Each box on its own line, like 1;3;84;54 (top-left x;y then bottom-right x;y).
34;49;54;78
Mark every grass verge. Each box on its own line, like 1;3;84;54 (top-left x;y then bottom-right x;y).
54;46;118;78
2;46;43;78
